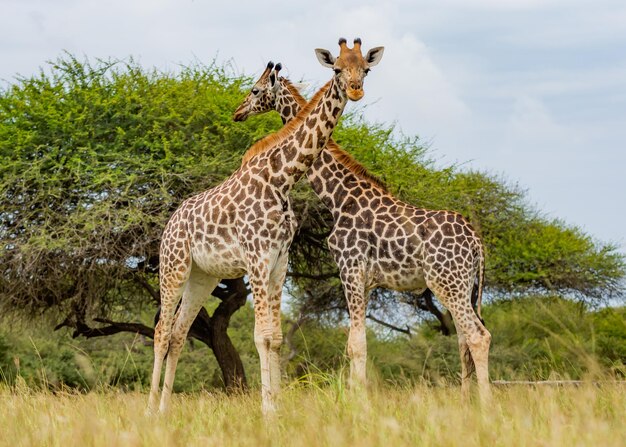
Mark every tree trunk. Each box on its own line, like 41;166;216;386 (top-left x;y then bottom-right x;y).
412;289;455;335
208;278;248;391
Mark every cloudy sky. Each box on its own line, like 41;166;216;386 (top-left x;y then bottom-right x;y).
2;0;625;252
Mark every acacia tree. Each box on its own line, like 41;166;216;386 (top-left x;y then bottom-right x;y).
0;55;623;391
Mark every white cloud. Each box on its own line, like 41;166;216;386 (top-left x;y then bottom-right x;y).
0;0;624;250
365;33;471;137
506;95;578;149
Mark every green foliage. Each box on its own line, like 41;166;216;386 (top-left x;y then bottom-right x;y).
405;298;626;381
284;321;349;378
591;306;626;365
0;55;281;316
286;299;626;384
0;303;260;392
488;219;625;298
1;299;624;391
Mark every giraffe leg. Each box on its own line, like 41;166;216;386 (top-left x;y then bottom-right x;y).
267;251;288;397
429;282;491;405
247;260;276;416
148;260;190;413
453;311;491;404
465;320;491;406
340;268;368;389
159;266;219;413
456;327;473;402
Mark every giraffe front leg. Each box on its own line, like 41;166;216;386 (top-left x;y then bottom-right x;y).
347;311;367;389
268;251;288;397
248;261;276;416
340;268;369;389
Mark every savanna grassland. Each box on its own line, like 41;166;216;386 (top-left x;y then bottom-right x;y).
1;382;625;447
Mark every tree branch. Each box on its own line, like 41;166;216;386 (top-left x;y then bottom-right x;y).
409;289;452;336
366;313;412;336
211;278;250;301
287;271;339;281
131;273;160;304
55;318;155;340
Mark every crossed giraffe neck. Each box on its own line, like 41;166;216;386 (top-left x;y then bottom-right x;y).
273;77;389;216
149;39;383;416
234;65;492;404
244;78;346;191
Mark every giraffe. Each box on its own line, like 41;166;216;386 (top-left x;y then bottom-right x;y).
149;38;385;415
233;62;491;403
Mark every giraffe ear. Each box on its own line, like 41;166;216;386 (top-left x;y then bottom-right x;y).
365;46;384;67
315;48;336;68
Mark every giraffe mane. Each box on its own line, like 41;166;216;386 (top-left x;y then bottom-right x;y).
281;78;388;192
283;80;308;104
324;144;388;191
241;80;332;165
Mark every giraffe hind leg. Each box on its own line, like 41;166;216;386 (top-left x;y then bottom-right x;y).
456;330;473;402
148;262;190;413
159;266;219;413
454;304;491;404
428;281;491;404
466;320;491;405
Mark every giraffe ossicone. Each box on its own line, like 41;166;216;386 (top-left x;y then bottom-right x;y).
148;38;384;415
234;60;492;404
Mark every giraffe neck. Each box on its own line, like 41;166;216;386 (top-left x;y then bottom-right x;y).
258;78;347;194
275;78;386;217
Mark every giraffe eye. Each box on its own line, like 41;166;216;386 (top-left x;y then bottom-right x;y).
252;88;260;95
364;68;370;75
333;68;342;75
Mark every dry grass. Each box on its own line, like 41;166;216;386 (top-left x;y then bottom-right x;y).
1;381;624;447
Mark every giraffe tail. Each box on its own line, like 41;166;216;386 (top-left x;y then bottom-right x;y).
471;243;486;327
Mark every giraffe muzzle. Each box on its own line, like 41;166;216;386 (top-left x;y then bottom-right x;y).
233;108;248;122
347;88;364;101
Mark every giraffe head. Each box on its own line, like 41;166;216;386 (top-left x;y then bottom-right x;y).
233;61;283;122
233;62;282;121
316;37;384;101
